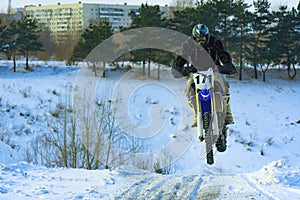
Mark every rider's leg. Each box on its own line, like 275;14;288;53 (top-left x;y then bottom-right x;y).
188;91;204;141
185;74;197;127
189;94;197;127
215;74;234;126
224;81;234;125
225;96;234;125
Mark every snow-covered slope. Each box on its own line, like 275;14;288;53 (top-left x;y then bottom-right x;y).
0;161;299;199
0;61;299;199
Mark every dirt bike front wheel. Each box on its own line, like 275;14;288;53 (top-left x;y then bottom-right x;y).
203;112;214;165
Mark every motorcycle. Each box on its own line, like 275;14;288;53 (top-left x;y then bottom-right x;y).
193;68;228;165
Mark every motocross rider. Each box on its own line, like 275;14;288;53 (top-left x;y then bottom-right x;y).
172;23;236;130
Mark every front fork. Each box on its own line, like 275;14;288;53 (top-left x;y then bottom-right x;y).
196;89;212;140
196;90;203;139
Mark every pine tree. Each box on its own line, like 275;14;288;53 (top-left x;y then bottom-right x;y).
130;4;165;28
17;14;43;70
169;7;199;35
250;0;272;79
231;0;253;80
0;17;7;53
196;1;219;33
210;0;236;45
71;20;113;62
3;20;20;72
269;6;299;79
128;3;166;76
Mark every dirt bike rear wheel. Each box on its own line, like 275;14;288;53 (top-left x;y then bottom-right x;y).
216;126;227;152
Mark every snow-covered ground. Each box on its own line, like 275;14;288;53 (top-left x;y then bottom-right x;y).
0;60;299;199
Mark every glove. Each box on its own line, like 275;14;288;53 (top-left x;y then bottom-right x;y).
219;63;237;75
182;66;197;76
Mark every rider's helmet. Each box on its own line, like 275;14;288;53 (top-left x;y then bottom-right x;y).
192;24;210;45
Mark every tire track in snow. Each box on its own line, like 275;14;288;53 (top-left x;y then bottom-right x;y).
115;173;273;199
149;174;200;199
171;174;195;198
116;176;156;200
166;181;181;199
202;174;272;199
240;174;275;200
164;175;196;199
116;174;203;200
139;175;168;199
188;175;203;199
142;174;203;199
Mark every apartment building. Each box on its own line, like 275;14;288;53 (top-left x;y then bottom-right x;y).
24;2;142;42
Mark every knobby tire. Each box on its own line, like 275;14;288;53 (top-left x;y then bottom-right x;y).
203;112;214;165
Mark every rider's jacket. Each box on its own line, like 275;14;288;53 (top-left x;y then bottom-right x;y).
172;36;233;78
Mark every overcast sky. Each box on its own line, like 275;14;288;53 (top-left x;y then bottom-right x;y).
1;0;299;13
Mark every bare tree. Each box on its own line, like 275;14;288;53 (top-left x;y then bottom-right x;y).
55;33;79;62
287;64;297;80
260;64;269;82
171;0;195;9
37;26;56;61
